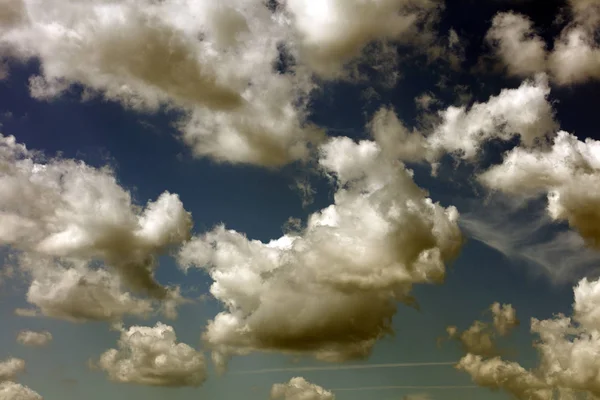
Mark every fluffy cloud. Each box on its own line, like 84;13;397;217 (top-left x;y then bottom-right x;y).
284;0;442;77
485;12;547;78
485;1;600;85
368;76;556;164
16;330;52;347
0;382;42;400
447;321;498;357
179;136;462;370
270;377;335;400
457;278;600;399
480;131;600;248
0;358;25;381
98;322;206;387
491;302;519;336
0;133;191;320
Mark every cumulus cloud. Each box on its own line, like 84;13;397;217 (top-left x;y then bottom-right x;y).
0;133;191;321
179;136;462;371
0;381;42;400
270;377;335;400
97;322;206;387
480;131;600;248
491;302;519;336
485;12;547;78
16;330;52;347
368;76;556;164
457;278;600;399
447;321;498;357
0;358;25;381
485;1;600;85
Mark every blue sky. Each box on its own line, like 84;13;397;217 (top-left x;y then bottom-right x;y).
1;1;600;400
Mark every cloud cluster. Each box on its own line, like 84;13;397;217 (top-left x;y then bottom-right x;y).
97;322;206;387
485;1;600;85
369;75;556;163
480;131;600;248
179;135;462;370
0;133;191;321
457;278;600;399
270;377;335;400
0;358;42;399
16;330;52;347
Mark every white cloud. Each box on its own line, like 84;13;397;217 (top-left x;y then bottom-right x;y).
16;330;52;347
270;377;335;400
0;358;25;381
179;136;462;371
457;278;600;399
447;321;498;357
0;381;42;400
485;12;547;78
0;133;192;320
98;322;206;387
491;302;519;336
480;131;600;248
550;27;600;86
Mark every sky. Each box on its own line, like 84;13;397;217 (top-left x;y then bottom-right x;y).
1;0;600;399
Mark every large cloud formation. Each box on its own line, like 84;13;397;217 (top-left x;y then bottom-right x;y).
485;0;600;85
179;135;462;370
0;0;444;166
97;322;206;387
457;278;600;399
270;377;335;400
480;131;600;248
0;133;191;321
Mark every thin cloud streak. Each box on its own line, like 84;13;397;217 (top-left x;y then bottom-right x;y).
331;385;478;391
231;361;457;375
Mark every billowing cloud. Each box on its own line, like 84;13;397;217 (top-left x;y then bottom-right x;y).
485;1;600;85
368;76;556;164
179;136;462;370
447;321;498;357
485;12;547;78
480;131;600;248
0;133;191;318
284;0;442;77
0;358;25;381
0;381;42;400
270;377;335;400
457;278;600;399
97;322;206;387
16;330;52;347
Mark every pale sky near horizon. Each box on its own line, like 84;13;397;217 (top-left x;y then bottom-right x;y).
1;1;600;399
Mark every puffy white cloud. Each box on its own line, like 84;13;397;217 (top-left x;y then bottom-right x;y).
480;131;600;248
447;321;498;357
98;322;206;387
457;278;600;399
0;381;42;400
550;28;600;86
0;133;192;321
16;330;52;347
0;358;25;381
485;12;547;78
491;302;519;336
284;0;442;77
179;136;462;371
270;377;335;400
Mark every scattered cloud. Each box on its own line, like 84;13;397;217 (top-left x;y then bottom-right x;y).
271;377;334;400
0;358;25;381
0;381;42;400
16;330;53;347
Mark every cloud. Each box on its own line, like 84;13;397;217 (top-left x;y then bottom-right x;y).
0;358;25;381
14;308;38;318
97;322;206;387
491;302;519;336
447;321;499;357
0;381;42;400
480;131;600;249
179;136;462;371
457;277;600;399
270;377;335;400
0;133;192;320
16;330;52;347
485;12;547;78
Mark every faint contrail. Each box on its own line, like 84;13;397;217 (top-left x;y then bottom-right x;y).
231;361;457;375
331;385;478;391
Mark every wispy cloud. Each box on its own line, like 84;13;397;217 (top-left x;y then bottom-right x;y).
231;361;456;375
